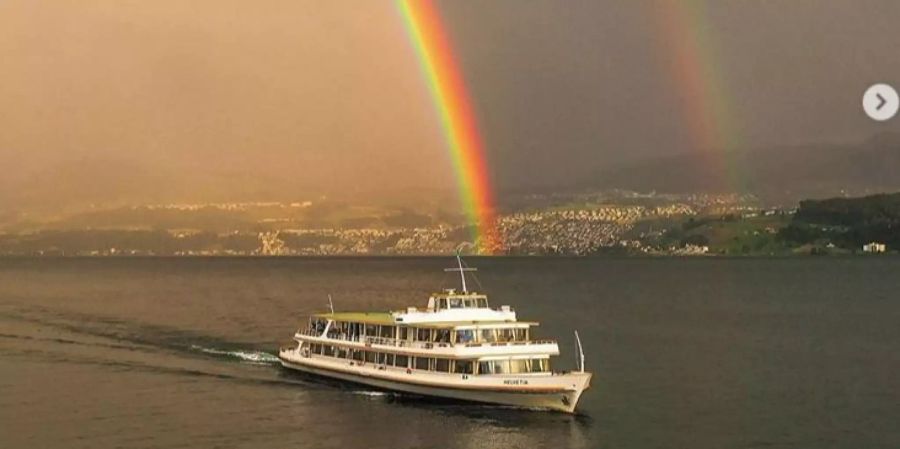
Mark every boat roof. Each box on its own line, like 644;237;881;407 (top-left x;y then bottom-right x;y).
313;312;395;326
430;291;487;298
311;312;538;328
409;320;538;328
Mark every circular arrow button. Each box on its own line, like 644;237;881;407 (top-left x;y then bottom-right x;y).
863;83;898;122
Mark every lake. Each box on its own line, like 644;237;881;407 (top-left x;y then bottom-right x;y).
1;257;898;448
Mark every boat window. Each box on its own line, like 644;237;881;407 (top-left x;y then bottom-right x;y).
477;298;488;308
454;360;474;374
515;328;527;341
380;325;395;339
448;297;462;308
416;328;431;342
414;357;429;371
478;360;517;374
438;298;448;310
351;349;363;361
433;329;451;343
510;359;533;373
395;355;409;368
480;329;497;343
364;325;378;337
435;358;450;372
337;347;348;359
456;329;475;344
477;358;550;373
399;327;409;340
323;345;334;357
365;351;377;363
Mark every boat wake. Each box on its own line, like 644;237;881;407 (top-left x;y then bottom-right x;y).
350;390;390;397
190;345;280;365
0;308;284;375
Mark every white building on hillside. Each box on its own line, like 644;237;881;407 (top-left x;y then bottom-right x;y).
862;242;887;253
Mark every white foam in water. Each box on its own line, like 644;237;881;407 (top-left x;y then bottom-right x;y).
351;391;388;397
191;345;280;364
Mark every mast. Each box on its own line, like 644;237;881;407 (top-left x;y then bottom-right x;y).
444;251;477;293
456;252;467;293
574;330;585;373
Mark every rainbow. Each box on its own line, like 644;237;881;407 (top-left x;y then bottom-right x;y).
651;1;743;190
397;0;502;254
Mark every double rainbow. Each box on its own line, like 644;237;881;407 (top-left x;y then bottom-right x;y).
397;0;502;254
397;1;743;254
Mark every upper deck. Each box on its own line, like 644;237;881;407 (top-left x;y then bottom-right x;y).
312;289;527;329
311;254;527;328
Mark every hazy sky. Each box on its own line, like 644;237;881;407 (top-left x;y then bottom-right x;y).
2;1;899;212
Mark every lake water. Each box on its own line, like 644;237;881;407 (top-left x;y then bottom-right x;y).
1;257;898;449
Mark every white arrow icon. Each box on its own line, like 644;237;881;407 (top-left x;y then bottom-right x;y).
863;84;898;121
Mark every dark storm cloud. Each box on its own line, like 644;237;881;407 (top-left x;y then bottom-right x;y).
440;0;900;190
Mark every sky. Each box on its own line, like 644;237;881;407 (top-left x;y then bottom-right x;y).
1;0;899;213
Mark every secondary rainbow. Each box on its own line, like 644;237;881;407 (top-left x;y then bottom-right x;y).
397;0;502;253
651;1;743;189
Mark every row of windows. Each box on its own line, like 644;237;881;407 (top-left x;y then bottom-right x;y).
311;319;529;344
455;328;528;344
478;359;550;374
434;296;488;310
306;343;549;374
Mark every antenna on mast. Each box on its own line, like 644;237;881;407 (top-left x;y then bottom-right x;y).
327;294;335;314
444;244;477;293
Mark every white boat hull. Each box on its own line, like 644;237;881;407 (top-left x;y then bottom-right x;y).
279;348;592;413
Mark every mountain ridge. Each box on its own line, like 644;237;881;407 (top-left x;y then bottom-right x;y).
567;133;900;204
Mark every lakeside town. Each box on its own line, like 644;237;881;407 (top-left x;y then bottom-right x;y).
0;190;896;257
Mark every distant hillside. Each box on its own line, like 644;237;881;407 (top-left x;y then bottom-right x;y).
578;133;900;203
795;193;900;226
780;192;900;250
0;200;456;234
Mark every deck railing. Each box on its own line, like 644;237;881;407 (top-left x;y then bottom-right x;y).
391;306;516;314
295;328;323;337
296;330;556;350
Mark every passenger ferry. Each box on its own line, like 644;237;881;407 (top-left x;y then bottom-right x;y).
278;255;592;413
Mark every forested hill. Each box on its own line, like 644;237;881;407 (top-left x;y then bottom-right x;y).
782;193;900;250
796;193;900;226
